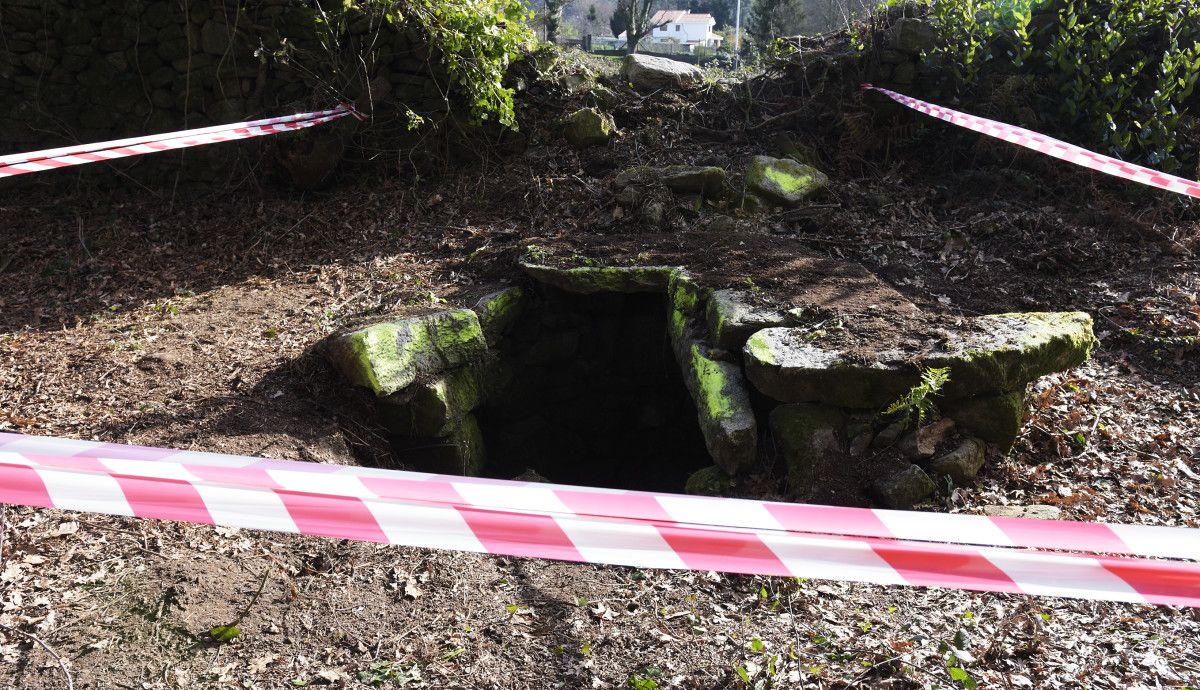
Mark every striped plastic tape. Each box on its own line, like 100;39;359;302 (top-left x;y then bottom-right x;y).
0;105;356;179
863;84;1200;199
1;432;1197;607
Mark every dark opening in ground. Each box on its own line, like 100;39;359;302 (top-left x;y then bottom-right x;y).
471;285;711;491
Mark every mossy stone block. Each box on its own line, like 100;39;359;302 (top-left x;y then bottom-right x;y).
328;309;487;397
683;342;758;473
378;367;482;437
685;465;732;496
706;289;789;351
769;403;846;494
944;390;1026;450
926;437;986;485
744;328;920;409
521;260;676;295
563;107;615;148
472;287;524;346
871;464;936;509
745;155;829;207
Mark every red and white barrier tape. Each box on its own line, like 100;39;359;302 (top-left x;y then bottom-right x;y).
0;105;359;179
1;433;1198;607
863;84;1200;199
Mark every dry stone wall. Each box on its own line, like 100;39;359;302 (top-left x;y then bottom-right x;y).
0;0;444;178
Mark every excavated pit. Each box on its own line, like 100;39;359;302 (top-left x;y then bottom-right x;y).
325;234;1097;508
471;287;710;490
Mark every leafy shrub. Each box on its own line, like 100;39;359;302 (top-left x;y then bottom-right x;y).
924;0;1200;171
322;0;534;128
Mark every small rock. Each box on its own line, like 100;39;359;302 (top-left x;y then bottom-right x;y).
871;419;908;449
685;465;732;496
640;200;666;227
871;464;936;509
563;107;615;148
898;417;955;459
660;165;726;198
514;468;551;483
744;155;828;208
927;437;986;484
621;53;703;91
944;390;1026;451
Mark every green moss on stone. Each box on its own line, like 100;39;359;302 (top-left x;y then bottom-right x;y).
744;330;777;366
745;155;829;208
943;390;1026;450
691;343;734;421
685;465;732;496
521;261;676;295
563;107;614;148
379;367;482;437
472;287;525;345
328;309;487;397
932;312;1095;397
769;403;846;495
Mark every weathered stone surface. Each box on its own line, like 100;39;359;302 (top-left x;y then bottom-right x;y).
521;260;676;294
744;328;918;408
744;156;828;208
889;18;939;55
898;417;955;459
613;165;725;199
563;107;615;148
682;341;758;473
769;403;845;494
743;312;1094;408
927;437;986;484
621;53;703;91
944;390;1026;450
705;289;789;351
685;465;732;496
472;287;524;346
660;165;726;198
665;271;757;472
872;418;908;449
871;464;936;509
328;309;487;397
378;367;481;437
931;312;1095;397
982;504;1061;520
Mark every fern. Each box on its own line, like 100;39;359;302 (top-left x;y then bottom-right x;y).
884;366;951;430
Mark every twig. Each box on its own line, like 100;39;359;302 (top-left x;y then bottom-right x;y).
0;623;75;690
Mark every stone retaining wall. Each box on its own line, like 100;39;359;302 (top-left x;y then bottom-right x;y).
0;0;444;179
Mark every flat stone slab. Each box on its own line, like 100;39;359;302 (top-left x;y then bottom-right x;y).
706;289;791;351
521;261;677;294
744;311;1094;408
328;309;487;397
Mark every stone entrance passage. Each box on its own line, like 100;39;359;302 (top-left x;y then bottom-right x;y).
325;238;1095;508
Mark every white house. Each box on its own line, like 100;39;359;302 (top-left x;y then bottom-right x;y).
615;10;722;53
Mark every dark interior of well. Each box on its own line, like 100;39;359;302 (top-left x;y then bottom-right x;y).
474;285;711;491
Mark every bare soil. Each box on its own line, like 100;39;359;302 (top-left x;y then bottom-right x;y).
3;49;1200;689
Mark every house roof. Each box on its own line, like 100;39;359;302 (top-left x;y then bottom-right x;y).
650;10;715;25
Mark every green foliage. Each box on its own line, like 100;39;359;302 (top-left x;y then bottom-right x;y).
357;661;423;686
884;366;950;429
925;0;1200;170
1044;0;1200;171
334;0;533;128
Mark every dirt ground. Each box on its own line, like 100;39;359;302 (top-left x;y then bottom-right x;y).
3;49;1200;689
